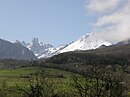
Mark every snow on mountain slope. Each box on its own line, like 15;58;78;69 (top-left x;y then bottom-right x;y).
59;32;112;53
38;44;67;58
20;37;56;57
20;32;112;58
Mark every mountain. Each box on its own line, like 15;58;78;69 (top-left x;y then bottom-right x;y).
48;43;130;65
38;44;67;58
20;37;59;58
27;37;54;56
116;38;130;45
0;39;37;60
20;32;112;58
59;32;112;53
38;32;111;58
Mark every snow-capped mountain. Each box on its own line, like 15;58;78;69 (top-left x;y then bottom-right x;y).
39;32;112;58
19;32;112;58
20;37;56;57
59;32;112;53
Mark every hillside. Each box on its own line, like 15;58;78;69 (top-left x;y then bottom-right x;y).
0;39;37;60
48;44;130;65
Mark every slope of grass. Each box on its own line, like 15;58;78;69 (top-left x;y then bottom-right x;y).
0;67;74;87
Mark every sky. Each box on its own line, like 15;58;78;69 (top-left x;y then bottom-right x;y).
0;0;130;46
86;0;130;43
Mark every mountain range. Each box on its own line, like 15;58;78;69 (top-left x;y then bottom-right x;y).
59;32;111;53
19;32;112;58
19;37;67;58
0;32;129;60
48;43;130;65
0;39;37;60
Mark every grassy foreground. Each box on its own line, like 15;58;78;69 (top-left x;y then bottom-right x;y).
0;66;129;97
0;67;73;87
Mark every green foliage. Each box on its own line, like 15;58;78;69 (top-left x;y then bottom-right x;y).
71;67;127;97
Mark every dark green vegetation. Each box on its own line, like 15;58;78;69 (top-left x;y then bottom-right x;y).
0;44;130;97
47;44;130;65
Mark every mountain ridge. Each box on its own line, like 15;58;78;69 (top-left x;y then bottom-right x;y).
0;39;37;60
116;38;130;45
19;32;112;58
59;32;112;53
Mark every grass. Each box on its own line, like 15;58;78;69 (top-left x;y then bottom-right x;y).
0;67;74;87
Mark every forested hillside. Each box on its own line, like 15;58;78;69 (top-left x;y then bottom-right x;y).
47;44;130;65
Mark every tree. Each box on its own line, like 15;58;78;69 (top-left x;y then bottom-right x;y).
71;66;127;97
16;70;58;97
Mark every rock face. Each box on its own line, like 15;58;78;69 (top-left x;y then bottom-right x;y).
20;37;57;58
27;37;54;55
0;39;37;60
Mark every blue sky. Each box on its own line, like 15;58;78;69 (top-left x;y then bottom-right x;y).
0;0;129;46
0;0;94;46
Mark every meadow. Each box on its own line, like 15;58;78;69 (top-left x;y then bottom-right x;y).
0;62;129;97
0;67;73;87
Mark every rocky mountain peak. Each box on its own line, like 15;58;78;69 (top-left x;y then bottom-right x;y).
20;37;55;57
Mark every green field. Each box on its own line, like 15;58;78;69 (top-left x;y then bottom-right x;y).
0;67;73;87
0;66;129;97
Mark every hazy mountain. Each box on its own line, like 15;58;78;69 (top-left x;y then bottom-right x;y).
0;39;37;60
116;38;130;45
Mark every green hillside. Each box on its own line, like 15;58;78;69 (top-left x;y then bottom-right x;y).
0;67;73;86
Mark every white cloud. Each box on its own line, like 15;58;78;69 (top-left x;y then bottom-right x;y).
86;0;121;14
85;0;130;43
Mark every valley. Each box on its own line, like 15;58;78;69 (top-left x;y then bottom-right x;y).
1;0;130;96
0;33;130;97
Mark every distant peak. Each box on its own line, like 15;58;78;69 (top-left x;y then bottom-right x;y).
117;38;130;45
82;32;95;38
32;37;39;41
15;40;21;43
32;37;39;44
86;32;95;35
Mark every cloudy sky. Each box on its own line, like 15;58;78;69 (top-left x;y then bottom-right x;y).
0;0;129;46
86;0;130;43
